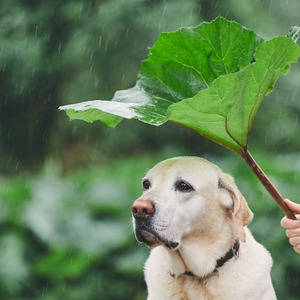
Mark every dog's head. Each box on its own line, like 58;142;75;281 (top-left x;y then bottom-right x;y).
131;157;253;250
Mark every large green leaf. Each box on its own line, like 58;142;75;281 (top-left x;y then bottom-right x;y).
167;37;300;153
59;17;263;126
61;18;300;219
59;18;300;219
59;17;300;154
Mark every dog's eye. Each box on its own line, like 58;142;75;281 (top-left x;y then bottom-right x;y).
175;180;194;192
142;179;151;190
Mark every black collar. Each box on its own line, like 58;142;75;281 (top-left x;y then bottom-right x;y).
215;237;240;269
171;238;240;279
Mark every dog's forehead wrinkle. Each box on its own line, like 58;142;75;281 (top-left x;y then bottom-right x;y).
147;159;221;190
151;156;216;172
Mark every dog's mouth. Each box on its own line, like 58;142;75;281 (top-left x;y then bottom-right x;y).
135;225;179;250
136;229;161;247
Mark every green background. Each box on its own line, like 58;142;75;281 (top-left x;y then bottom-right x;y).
0;0;299;299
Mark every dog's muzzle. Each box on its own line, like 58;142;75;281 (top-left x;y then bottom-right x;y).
131;199;179;249
131;199;159;247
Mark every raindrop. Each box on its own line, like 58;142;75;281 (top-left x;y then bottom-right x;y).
42;282;49;298
162;3;167;17
58;41;62;54
189;7;193;20
78;4;83;20
89;52;93;64
94;78;99;89
268;0;274;14
114;1;119;13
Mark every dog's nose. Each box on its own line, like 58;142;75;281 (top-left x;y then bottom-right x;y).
131;199;155;218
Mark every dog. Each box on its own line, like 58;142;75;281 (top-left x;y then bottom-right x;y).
131;157;276;299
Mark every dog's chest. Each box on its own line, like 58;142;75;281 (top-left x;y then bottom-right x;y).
169;274;230;300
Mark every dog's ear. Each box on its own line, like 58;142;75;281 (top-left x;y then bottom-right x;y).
219;174;253;242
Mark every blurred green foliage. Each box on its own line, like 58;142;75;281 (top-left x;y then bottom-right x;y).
0;151;300;299
0;0;299;299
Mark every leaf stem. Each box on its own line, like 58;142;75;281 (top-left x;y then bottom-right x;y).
242;149;296;220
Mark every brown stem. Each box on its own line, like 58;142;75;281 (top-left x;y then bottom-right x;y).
242;149;296;220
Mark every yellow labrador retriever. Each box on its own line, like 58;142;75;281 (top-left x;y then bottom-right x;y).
131;157;276;300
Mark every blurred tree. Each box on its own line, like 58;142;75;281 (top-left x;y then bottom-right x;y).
0;0;74;171
0;0;201;172
1;0;299;173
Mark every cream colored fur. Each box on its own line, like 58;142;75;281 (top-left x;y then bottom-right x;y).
132;157;276;299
